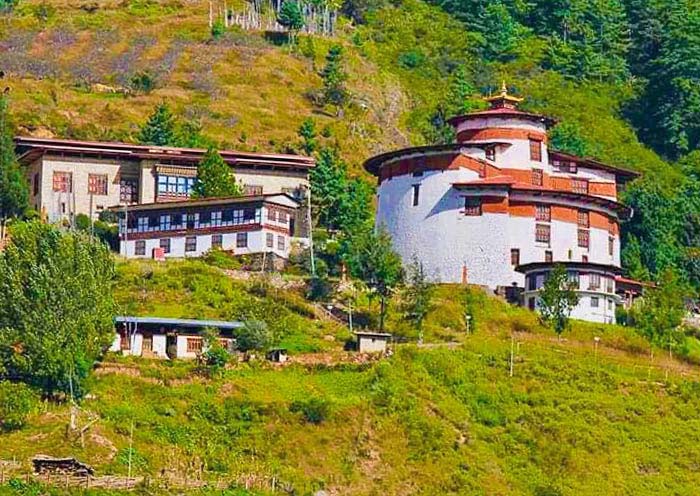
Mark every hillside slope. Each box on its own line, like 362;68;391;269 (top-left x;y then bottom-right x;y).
0;0;673;178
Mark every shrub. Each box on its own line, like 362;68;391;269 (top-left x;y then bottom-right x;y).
236;320;273;352
130;71;156;94
289;397;330;424
0;381;37;431
202;328;230;376
306;276;333;301
202;248;242;270
211;19;226;40
398;50;425;69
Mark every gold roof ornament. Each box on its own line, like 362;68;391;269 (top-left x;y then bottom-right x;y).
484;81;524;109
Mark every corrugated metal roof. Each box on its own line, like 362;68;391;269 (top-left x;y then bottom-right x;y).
115;316;244;329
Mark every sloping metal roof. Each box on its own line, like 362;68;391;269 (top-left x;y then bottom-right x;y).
115;316;244;329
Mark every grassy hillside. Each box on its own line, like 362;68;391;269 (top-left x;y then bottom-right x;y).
1;260;699;495
0;0;672;178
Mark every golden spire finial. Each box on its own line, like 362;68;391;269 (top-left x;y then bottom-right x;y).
501;80;508;95
484;80;523;109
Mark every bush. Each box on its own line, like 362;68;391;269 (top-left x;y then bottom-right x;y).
0;381;37;431
202;248;242;270
398;50;425;69
211;19;226;40
130;71;156;94
306;276;333;301
289;397;330;424
236;320;273;352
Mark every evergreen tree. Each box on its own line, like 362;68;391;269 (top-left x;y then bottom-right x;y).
401;256;434;343
298;117;318;155
309;147;348;231
480;1;529;61
347;225;403;332
538;264;579;337
278;1;305;44
337;178;372;235
0;93;29;224
191;147;243;198
138;103;177;146
321;44;348;114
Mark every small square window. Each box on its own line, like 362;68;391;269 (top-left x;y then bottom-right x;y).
53;171;72;193
578;229;590;248
577;210;590;227
88;174;108;195
236;232;248;248
135;240;146;256
591;296;600;308
185;236;197;252
536;204;551;222
464;197;482;216
187;337;203;353
535;224;551;244
572;179;589;194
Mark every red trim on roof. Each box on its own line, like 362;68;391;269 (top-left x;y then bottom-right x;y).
549;149;639;180
448;107;557;127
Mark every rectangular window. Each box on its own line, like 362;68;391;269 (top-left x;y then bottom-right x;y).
159;214;171;231
277;235;285;251
267;208;278;222
212;211;222;226
577;210;590;227
535;224;551;244
578;229;590;248
609;236;614;256
529;139;542;161
52;171;72;192
532;168;543;186
528;275;537;291
485;146;496;162
545;250;553;263
199;211;211;224
137;217;149;232
589;273;601;290
567;271;580;289
33;173;39;196
88;174;108;195
511;248;520;266
591;296;600;308
464;197;482;216
135;240;146;256
158;175;194;196
186;337;203;353
212;234;223;249
536;204;551;222
236;232;248;248
120;179;138;203
412;184;420;206
279;211;288;223
159;238;171;254
572;178;589;194
266;232;274;248
606;277;614;293
244;184;263;196
185;236;197;252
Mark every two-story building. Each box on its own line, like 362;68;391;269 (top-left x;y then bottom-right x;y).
363;84;640;323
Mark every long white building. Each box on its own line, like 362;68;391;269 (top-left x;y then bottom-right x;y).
363;85;639;323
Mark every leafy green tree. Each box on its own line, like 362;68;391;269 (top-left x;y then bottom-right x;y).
201;327;229;376
630;268;687;351
298;118;317;155
549;121;591;157
538;264;579;337
211;18;226;40
337;178;372;235
0;221;115;396
191;147;243;198
309;147;348;230
320;44;348;114
0;0;18;12
347;226;404;332
0;381;37;431
480;1;529;61
401;256;434;343
236;320;273;352
277;0;305;44
138;103;177;146
0;94;29;224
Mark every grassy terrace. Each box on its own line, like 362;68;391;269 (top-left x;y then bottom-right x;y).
0;260;699;495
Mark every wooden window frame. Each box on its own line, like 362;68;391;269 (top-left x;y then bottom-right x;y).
510;248;520;266
212;234;223;249
266;232;274;248
135;240;146;256
535;204;551;222
589;273;601;290
577;228;590;249
464;197;482;216
52;171;72;193
88;173;108;195
159;238;171;254
572;178;589;195
608;236;614;256
186;337;203;353
243;184;263;196
236;232;248;248
532;168;544;186
277;235;285;251
120;178;138;203
577;210;590;228
529;139;542;162
185;236;197;252
535;224;551;244
545;250;553;263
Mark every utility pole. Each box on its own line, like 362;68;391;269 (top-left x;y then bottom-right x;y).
305;186;315;276
509;335;515;378
127;419;134;479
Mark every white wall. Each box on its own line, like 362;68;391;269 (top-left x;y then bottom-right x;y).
358;336;389;353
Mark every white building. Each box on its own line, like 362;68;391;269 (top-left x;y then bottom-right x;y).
112;193;301;260
363;84;639;323
15;137;313;235
111;316;243;359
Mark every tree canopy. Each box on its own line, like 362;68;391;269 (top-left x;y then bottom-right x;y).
537;265;580;337
191;147;244;199
0;94;29;222
0;221;115;396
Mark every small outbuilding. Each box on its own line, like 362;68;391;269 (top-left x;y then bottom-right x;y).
266;348;289;363
355;331;391;354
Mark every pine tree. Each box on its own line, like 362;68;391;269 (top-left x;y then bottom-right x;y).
278;1;305;44
321;44;348;114
309;147;347;230
138;103;177;146
0;93;29;224
298;118;318;155
402;256;434;343
191;147;243;198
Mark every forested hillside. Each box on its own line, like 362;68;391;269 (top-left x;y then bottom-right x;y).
2;0;700;288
